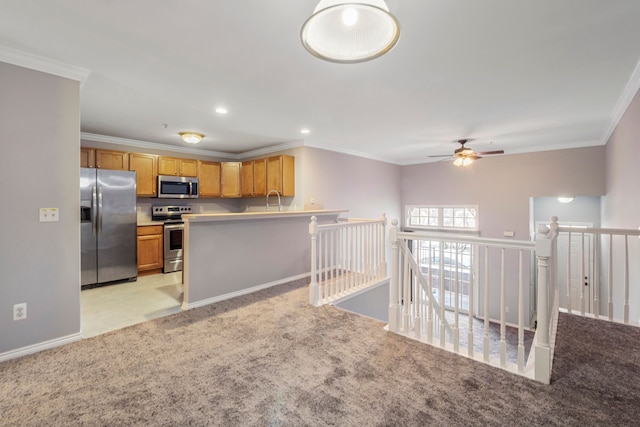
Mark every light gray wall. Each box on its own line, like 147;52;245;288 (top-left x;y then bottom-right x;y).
299;146;402;222
533;196;602;229
603;88;640;323
0;62;81;353
401;146;606;240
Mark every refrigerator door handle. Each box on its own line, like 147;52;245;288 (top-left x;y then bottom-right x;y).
97;186;103;235
91;186;98;236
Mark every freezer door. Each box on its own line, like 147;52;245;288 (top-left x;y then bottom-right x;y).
96;169;138;284
80;168;98;286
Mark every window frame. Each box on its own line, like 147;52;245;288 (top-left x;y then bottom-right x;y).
405;204;480;234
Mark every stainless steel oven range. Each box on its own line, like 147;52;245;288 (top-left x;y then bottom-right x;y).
151;205;192;273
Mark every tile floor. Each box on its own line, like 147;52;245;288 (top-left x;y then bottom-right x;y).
81;272;183;338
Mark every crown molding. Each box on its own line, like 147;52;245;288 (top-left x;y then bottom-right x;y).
0;45;91;86
601;58;640;144
301;141;398;164
236;140;304;159
80;132;238;159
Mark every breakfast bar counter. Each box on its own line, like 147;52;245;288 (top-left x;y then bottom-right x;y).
181;210;346;309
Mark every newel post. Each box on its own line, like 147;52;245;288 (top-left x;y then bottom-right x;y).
388;219;401;333
534;220;553;384
309;216;321;306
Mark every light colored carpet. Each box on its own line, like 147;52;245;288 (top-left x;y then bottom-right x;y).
1;278;639;426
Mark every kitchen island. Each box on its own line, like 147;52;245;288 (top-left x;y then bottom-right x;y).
181;210;347;309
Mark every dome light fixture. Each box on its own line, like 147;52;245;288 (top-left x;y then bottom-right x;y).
179;132;204;144
301;0;400;64
557;196;574;203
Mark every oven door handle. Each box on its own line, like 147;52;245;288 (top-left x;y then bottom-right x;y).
163;223;185;230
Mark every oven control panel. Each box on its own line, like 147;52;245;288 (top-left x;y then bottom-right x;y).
151;205;192;221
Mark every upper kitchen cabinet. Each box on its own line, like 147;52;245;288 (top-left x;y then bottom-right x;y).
95;149;128;170
129;152;158;197
241;158;267;197
198;160;221;198
267;155;295;197
158;156;198;177
221;162;242;198
80;147;95;168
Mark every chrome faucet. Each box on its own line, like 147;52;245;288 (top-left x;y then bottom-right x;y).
266;190;281;211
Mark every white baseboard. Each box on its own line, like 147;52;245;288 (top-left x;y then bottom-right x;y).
0;332;83;363
182;273;311;310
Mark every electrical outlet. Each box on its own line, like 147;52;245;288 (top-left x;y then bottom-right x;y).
505;306;510;313
199;206;204;213
13;303;27;321
39;207;59;222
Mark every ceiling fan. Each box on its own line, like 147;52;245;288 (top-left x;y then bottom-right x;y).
430;139;504;166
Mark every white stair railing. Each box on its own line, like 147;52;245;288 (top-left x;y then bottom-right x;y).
389;219;558;384
556;220;640;325
309;214;388;306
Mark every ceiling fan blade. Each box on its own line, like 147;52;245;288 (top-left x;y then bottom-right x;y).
429;154;454;158
475;150;504;155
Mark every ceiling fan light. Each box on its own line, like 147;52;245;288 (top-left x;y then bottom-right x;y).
462;157;474;166
301;0;400;63
179;132;204;144
453;157;463;167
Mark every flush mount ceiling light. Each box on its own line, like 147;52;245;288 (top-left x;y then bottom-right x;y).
557;196;574;203
301;0;400;63
179;132;204;144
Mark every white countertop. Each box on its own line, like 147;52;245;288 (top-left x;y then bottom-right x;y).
137;220;165;227
182;209;348;223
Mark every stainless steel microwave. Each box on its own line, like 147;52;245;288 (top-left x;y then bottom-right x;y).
157;175;199;198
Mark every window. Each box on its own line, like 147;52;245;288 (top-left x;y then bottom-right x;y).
406;205;478;231
406;205;479;312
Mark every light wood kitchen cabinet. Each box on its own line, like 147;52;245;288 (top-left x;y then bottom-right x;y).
241;158;267;197
158;156;198;177
221;162;242;198
80;147;95;168
198;160;222;197
129;152;158;197
95;149;128;170
267;155;295;197
137;225;164;274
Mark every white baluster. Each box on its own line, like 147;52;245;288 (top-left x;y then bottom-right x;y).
566;229;572;313
388;220;400;333
593;233;600;318
467;244;475;359
580;232;585;316
624;235;629;324
483;245;490;363
309;216;320;306
500;248;506;368
518;249;525;373
608;234;613;321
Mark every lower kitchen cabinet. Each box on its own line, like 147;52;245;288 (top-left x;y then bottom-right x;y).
137;225;163;274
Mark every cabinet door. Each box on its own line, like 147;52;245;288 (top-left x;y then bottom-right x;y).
158;157;179;176
221;162;242;198
80;147;95;168
95;149;128;170
137;226;164;272
179;159;198;177
129;153;157;197
267;155;295;197
198;160;221;197
253;158;267;197
241;161;254;197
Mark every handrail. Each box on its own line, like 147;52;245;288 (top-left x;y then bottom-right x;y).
309;214;388;306
390;218;558;384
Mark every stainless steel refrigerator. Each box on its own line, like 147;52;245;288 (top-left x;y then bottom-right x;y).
81;168;137;287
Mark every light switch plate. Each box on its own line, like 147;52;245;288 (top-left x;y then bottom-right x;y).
39;207;59;222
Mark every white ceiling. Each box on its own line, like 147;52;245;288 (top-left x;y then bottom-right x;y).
1;0;640;165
